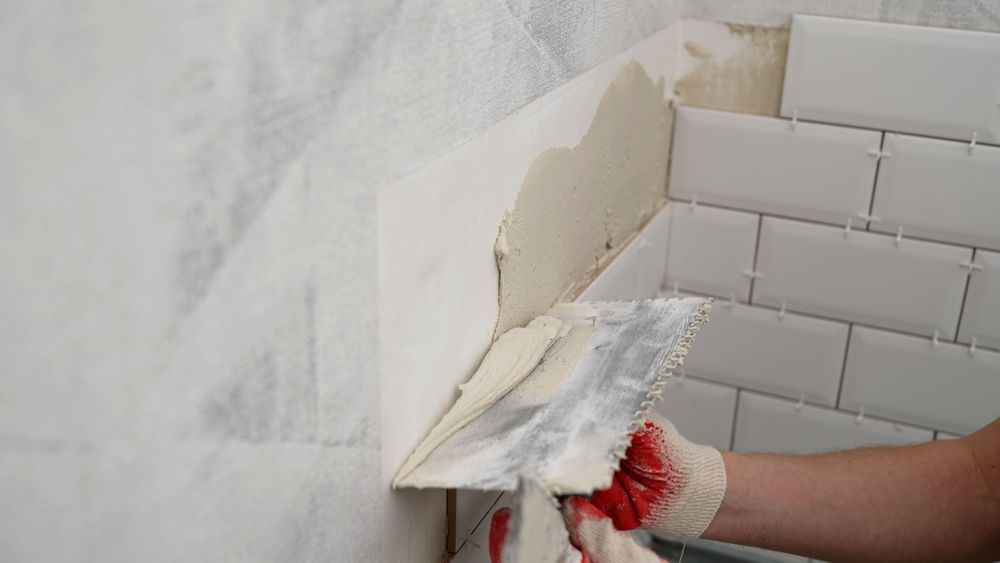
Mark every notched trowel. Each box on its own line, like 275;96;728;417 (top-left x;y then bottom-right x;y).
392;296;711;495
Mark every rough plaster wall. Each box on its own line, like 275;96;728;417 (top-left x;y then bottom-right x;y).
0;0;683;560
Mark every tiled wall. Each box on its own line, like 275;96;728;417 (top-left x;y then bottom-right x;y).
661;16;1000;453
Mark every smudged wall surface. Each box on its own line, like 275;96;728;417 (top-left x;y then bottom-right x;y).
0;1;685;561
494;61;673;336
675;22;789;117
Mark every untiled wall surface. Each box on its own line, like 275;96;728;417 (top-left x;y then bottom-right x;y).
1;1;684;561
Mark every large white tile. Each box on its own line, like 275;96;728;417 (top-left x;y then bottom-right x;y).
841;327;1000;435
683;301;847;406
754;217;971;338
670;107;879;226
579;204;670;302
665;204;759;301
782;15;1000;144
958;250;1000;350
733;391;932;455
656;377;737;451
872;134;1000;251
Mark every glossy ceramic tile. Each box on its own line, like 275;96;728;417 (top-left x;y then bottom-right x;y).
782;15;1000;144
733;391;933;455
682;300;848;406
957;250;1000;350
656;377;737;450
754;217;971;338
665;204;759;301
670;107;879;226
841;327;1000;435
872;134;1000;250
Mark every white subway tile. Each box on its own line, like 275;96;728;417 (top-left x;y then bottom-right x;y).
665;204;758;301
683;301;848;406
871;134;1000;251
733;391;932;455
841;327;1000;435
754;217;970;338
579;205;670;301
657;377;737;451
670;107;879;226
958;250;1000;350
782;15;1000;144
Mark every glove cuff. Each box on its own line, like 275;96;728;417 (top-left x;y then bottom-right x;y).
645;422;726;538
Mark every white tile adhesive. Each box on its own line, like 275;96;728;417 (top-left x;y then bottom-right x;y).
393;297;711;494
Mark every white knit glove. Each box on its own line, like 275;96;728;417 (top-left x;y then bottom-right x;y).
590;410;727;538
489;498;666;563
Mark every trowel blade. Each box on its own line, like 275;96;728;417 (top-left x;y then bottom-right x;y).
394;297;711;494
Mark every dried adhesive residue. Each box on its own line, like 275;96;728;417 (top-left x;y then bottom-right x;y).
675;22;789;117
494;61;672;336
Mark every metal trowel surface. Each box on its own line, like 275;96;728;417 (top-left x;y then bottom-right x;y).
392;296;711;495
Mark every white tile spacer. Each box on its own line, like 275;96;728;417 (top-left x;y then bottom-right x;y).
790;109;799;131
677;367;686;384
969;337;978;357
688;193;698;211
867;147;892;160
778;301;787;321
959;259;983;274
931;329;940;348
638;237;650;251
968;131;978;154
856;211;880;223
895;226;903;247
723;291;737;308
794;394;805;412
855;406;865;424
843;216;853;238
672;280;680;296
742;268;764;280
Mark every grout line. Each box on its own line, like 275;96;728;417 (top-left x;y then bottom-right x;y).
667;197;995;253
864;131;886;232
835;324;853;409
728;388;741;451
953;247;976;342
764;112;1000;149
748;214;764;303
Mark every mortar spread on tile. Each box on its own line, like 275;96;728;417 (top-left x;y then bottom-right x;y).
676;22;789;117
493;60;672;337
393;315;569;487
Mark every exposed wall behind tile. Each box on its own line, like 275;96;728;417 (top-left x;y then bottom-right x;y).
0;1;685;560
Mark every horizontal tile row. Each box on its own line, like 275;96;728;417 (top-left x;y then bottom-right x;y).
661;381;936;455
671;106;1000;254
670;107;879;226
754;217;971;338
734;391;934;454
841;326;1000;435
872;134;1000;251
681;298;847;407
782;15;1000;145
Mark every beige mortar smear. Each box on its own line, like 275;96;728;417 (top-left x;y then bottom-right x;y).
676;23;789;117
494;60;673;336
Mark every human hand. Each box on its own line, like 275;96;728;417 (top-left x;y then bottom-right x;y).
590;409;726;538
488;497;667;563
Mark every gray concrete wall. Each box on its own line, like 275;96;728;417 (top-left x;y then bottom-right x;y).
0;1;681;560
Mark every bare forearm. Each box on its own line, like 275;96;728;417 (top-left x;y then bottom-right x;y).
703;424;1000;562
